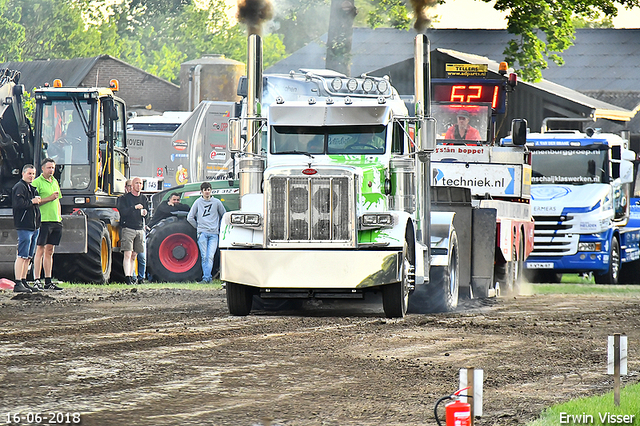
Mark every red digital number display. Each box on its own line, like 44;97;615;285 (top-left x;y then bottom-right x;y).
433;81;504;110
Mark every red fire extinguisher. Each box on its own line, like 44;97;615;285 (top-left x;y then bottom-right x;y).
434;387;472;426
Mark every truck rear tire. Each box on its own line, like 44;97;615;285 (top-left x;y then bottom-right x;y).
147;217;202;282
595;236;620;285
227;282;253;316
55;219;112;284
415;231;459;313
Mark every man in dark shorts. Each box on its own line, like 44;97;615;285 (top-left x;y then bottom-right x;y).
12;164;41;293
32;158;63;290
117;177;148;284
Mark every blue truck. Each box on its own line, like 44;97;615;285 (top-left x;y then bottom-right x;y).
505;125;640;284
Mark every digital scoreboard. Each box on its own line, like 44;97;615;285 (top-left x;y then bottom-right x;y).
432;79;507;114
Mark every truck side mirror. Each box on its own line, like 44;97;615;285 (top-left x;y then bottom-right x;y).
228;118;242;152
618;160;634;184
511;119;527;146
420;117;436;152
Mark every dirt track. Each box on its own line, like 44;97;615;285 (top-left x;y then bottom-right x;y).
1;286;639;426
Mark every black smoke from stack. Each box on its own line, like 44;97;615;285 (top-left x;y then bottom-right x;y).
410;0;438;32
237;0;274;36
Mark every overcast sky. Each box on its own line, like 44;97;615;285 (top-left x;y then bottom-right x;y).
430;0;640;29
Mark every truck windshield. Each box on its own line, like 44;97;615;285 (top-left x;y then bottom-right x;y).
530;146;609;184
40;99;93;190
272;125;386;155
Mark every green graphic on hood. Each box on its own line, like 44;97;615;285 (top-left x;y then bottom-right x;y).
328;155;387;211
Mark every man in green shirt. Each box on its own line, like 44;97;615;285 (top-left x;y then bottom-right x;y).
32;158;63;291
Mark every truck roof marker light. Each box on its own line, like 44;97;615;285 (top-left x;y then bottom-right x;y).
345;97;353;105
109;79;119;91
331;78;342;91
499;62;508;76
326;98;334;105
302;168;317;175
275;96;284;104
378;96;386;104
347;79;358;92
53;79;63;88
308;97;316;105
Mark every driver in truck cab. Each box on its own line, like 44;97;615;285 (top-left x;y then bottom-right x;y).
445;110;481;141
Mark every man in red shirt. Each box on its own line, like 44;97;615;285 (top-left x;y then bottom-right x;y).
445;111;481;141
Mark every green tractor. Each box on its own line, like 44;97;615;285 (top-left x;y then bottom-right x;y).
146;180;239;282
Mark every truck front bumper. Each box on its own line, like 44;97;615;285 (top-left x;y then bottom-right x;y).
525;252;609;274
221;249;401;289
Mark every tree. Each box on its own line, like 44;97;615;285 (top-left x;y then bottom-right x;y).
321;0;639;81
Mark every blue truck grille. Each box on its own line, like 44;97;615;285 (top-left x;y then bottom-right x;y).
531;214;577;255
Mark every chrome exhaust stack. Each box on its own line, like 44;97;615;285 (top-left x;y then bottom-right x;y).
239;34;265;200
414;34;434;248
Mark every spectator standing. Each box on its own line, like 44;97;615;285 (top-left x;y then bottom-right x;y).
117;177;148;284
187;182;226;283
12;164;41;293
123;180;147;283
32;158;63;291
147;192;190;229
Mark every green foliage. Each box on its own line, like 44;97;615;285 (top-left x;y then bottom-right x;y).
0;0;25;61
0;0;286;85
495;0;640;81
527;382;640;426
366;0;411;30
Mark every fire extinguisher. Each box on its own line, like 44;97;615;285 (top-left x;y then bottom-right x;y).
434;387;472;426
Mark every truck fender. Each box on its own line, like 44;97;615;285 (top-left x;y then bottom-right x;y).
430;211;456;267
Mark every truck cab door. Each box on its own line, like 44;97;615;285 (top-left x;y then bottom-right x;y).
100;99;129;195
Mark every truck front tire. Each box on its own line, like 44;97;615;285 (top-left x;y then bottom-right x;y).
595;236;620;285
227;282;253;316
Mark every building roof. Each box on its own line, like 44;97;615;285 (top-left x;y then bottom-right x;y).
0;57;100;92
0;54;178;93
266;27;638;123
267;28;640;93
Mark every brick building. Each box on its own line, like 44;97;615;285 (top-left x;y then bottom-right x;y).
0;55;180;116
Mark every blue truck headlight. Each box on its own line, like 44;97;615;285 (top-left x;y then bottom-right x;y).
578;242;601;252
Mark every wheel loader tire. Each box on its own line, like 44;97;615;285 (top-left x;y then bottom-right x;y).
55;219;112;284
147;217;201;282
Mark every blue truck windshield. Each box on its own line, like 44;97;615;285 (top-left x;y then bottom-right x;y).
530;146;609;184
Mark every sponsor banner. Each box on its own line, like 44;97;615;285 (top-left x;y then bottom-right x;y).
433;145;491;162
431;163;520;197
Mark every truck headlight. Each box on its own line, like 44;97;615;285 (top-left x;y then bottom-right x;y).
360;213;393;228
230;213;262;227
578;242;601;252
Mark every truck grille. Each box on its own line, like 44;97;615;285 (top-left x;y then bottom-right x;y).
267;176;353;244
531;214;578;255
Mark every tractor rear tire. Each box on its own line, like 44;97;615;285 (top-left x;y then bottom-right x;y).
147;217;202;282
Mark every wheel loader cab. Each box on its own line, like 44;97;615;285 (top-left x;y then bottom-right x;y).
34;87;129;200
